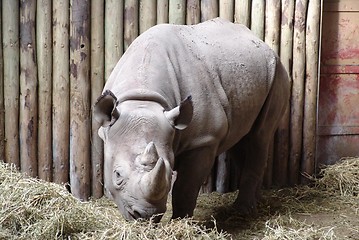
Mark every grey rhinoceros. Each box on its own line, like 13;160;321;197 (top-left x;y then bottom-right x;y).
94;18;290;221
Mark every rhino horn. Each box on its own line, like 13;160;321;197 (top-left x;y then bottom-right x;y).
140;142;159;167
140;157;171;201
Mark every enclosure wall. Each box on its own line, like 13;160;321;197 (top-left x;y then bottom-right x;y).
0;0;321;199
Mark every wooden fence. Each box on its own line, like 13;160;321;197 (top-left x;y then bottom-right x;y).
0;0;321;200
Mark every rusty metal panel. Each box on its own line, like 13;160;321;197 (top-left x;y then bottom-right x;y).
318;0;359;166
318;74;359;165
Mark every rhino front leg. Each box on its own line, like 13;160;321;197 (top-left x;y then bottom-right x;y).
171;147;216;219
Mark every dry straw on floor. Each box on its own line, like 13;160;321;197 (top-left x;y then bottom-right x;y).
0;162;228;240
0;157;358;239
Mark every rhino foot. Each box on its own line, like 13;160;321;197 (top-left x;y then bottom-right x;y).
234;197;259;216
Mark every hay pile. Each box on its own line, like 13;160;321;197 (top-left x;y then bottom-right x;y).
194;157;359;239
0;161;228;239
1;157;358;239
315;157;359;197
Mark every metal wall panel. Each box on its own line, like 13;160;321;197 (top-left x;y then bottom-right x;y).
318;0;359;166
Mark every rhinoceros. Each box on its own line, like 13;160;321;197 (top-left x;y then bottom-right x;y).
94;18;290;221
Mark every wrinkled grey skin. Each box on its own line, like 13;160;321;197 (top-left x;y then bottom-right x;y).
94;18;290;221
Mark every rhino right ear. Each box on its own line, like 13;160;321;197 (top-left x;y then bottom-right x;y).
164;96;193;130
93;90;119;127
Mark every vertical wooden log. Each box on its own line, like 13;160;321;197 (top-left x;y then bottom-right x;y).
186;0;200;25
139;0;156;34
124;0;139;51
91;0;105;199
105;0;123;80
3;0;20;166
19;0;38;177
229;155;240;191
0;2;4;161
169;0;186;24
280;0;295;72
200;170;214;193
201;0;219;22
70;0;91;200
273;0;295;186
216;153;230;193
157;0;169;24
250;0;265;40
37;0;52;181
219;0;234;22
301;0;320;183
262;0;281;187
235;0;251;27
265;0;281;53
289;0;308;186
52;0;70;184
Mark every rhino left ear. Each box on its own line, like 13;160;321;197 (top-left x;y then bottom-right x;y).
164;96;193;130
93;90;119;127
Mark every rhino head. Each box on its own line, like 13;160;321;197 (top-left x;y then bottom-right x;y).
93;90;193;221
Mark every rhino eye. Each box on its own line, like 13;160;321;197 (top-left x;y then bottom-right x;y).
114;170;121;178
114;170;124;187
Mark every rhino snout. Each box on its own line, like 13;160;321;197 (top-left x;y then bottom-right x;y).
126;207;164;223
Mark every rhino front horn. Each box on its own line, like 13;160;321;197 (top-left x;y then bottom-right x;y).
140;157;171;201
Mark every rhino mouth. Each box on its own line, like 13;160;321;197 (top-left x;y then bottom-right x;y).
126;207;164;222
128;209;142;220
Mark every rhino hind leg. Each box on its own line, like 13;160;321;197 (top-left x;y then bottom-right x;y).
233;66;289;216
231;133;270;216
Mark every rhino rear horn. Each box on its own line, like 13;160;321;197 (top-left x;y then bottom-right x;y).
164;96;193;130
93;90;119;127
140;142;159;167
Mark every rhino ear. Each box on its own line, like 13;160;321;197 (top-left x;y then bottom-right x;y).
164;96;193;130
93;90;119;127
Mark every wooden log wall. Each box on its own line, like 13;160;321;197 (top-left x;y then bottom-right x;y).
37;0;52;182
0;0;322;199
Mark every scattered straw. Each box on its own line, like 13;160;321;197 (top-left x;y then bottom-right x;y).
262;214;336;240
0;161;228;240
1;157;358;239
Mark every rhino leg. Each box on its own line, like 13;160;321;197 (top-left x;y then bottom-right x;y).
231;133;270;215
171;147;217;218
234;65;289;215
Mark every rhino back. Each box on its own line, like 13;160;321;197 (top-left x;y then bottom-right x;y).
104;18;279;154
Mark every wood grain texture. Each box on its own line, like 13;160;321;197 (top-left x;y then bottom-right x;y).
186;0;200;25
37;0;53;181
19;0;38;177
91;0;105;199
52;0;70;184
169;0;186;24
69;0;91;200
157;0;169;24
302;0;320;184
201;0;219;22
105;0;123;79
219;0;234;22
250;0;265;39
273;0;295;186
0;1;4;161
235;0;251;26
124;0;139;51
289;0;308;186
140;0;156;34
3;0;20;166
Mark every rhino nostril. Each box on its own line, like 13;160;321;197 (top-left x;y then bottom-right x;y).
131;210;141;219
